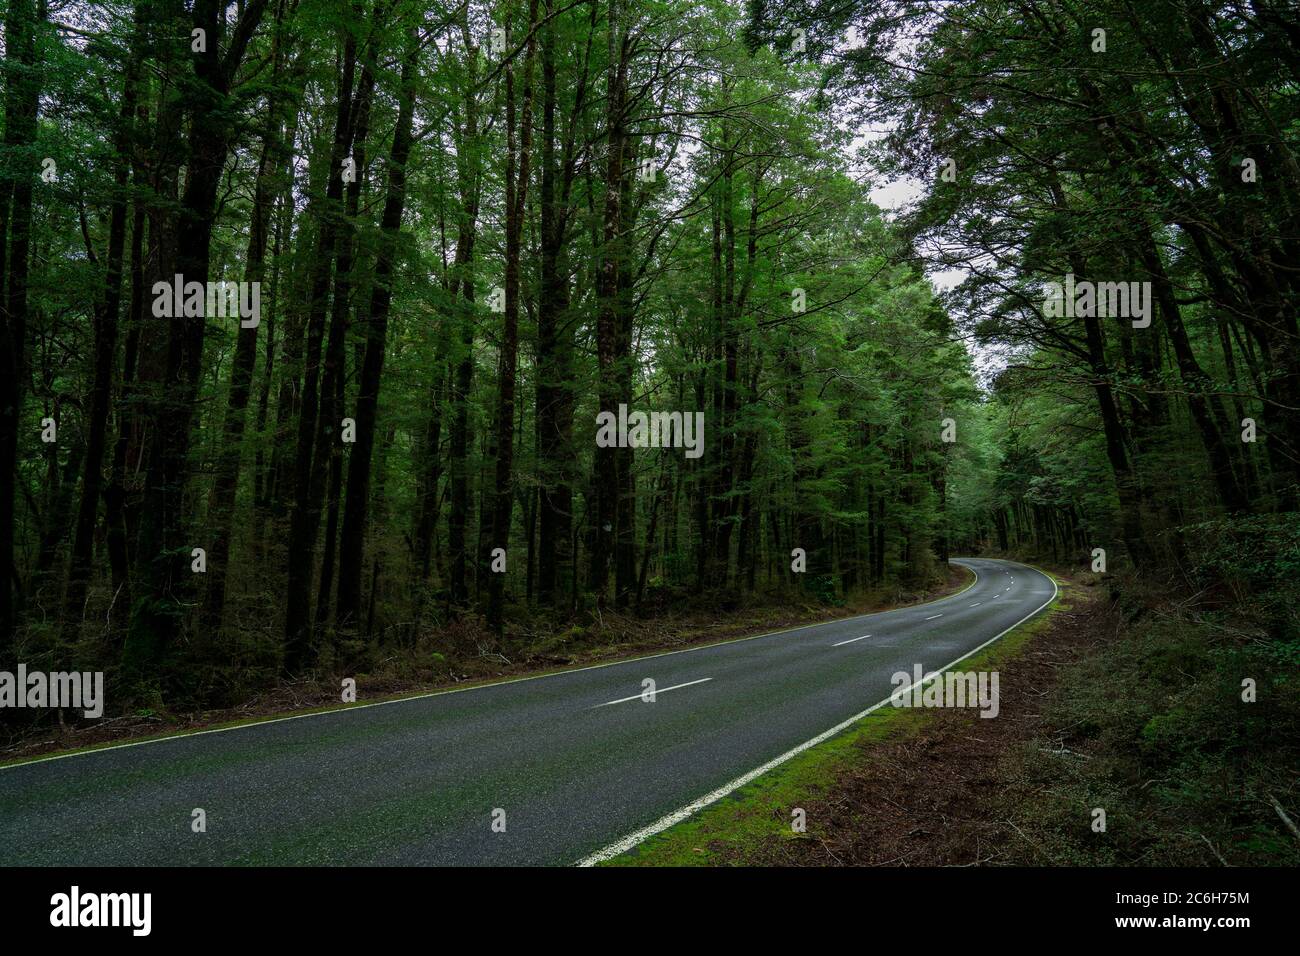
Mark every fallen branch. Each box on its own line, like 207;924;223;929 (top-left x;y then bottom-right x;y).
1198;833;1231;867
1268;793;1300;844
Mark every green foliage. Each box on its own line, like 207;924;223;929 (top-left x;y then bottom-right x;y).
1015;604;1300;865
1183;513;1300;639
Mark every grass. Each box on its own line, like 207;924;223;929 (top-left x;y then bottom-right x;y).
604;569;1069;866
1001;581;1300;866
614;558;1300;869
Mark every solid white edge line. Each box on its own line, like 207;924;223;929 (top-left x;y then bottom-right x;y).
1;561;986;773
593;678;713;708
830;634;871;647
573;560;1059;866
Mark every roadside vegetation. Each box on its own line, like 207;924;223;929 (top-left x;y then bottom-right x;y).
611;538;1300;866
0;0;1295;865
2;559;972;764
1007;518;1300;866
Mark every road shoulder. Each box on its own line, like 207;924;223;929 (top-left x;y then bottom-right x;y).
605;567;1082;866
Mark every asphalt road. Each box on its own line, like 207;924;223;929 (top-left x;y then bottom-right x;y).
0;557;1055;866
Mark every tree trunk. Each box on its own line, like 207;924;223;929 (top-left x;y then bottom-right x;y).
283;17;360;673
202;13;297;628
0;0;43;652
336;26;419;631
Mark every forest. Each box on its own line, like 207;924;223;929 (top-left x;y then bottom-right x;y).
0;0;1296;721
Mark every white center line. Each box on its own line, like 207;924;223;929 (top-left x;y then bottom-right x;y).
831;634;872;647
924;614;943;620
970;602;981;607
576;565;1062;866
593;677;713;708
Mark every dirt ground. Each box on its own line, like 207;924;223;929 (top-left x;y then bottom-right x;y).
732;579;1117;865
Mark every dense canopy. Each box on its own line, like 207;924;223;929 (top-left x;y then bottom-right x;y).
0;0;1295;709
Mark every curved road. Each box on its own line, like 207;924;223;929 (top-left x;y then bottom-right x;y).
0;558;1055;866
